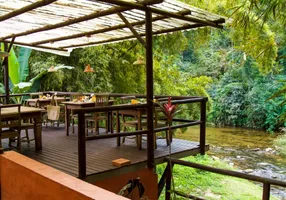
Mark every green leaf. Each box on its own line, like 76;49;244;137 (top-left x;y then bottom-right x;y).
18;47;32;82
0;44;19;85
8;47;20;85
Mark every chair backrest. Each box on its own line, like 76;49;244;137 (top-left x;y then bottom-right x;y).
30;92;43;99
0;104;21;136
120;96;136;104
96;94;109;106
69;92;83;101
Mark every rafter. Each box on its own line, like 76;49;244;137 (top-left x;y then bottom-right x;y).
96;0;225;28
61;23;206;49
0;0;57;22
0;6;130;40
32;10;191;46
117;12;146;48
0;40;68;52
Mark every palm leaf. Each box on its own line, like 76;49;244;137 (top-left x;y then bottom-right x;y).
0;44;19;85
267;87;286;101
18;47;32;82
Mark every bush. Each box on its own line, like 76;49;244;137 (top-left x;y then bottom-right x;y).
209;59;286;132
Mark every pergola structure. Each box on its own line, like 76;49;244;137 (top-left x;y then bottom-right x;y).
0;0;226;177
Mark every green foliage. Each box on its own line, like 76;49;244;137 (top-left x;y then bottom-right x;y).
209;60;285;132
18;48;32;82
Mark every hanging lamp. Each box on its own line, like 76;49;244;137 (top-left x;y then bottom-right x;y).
84;64;94;72
48;66;57;72
0;51;9;58
133;57;145;65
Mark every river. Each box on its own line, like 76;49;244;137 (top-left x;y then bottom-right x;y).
176;126;286;199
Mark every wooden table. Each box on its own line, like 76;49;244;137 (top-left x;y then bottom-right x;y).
1;106;44;150
62;101;114;136
25;97;66;108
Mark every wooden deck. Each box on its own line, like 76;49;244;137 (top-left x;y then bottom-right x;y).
3;125;208;182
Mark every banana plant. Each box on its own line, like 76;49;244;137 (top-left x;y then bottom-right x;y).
0;44;74;103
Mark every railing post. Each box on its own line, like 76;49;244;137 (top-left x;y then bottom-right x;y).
200;98;207;155
262;183;270;200
78;112;86;180
165;162;172;200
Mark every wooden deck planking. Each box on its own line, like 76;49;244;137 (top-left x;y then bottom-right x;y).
2;125;204;178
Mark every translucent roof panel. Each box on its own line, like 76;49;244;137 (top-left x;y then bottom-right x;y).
0;0;226;56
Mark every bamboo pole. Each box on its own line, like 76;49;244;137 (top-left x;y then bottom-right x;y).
0;0;57;22
0;40;68;52
117;12;146;48
32;10;190;45
96;0;224;28
61;23;206;48
0;6;130;40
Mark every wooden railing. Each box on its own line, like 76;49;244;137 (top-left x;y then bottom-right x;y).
72;95;207;180
160;157;286;200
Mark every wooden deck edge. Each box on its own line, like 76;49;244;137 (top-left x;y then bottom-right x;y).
85;145;209;183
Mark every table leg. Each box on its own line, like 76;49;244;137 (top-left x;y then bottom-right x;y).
137;110;142;150
109;111;113;133
34;115;42;151
116;111;120;146
65;105;70;136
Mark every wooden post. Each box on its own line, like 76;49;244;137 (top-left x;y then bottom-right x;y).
145;9;154;169
262;183;270;200
200;98;207;155
78;112;86;180
3;43;9;104
165;162;171;200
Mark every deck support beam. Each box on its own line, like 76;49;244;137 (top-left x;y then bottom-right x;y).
78;112;86;180
200;98;207;155
145;8;154;169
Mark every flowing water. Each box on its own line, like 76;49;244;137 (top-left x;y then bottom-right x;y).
176;126;286;199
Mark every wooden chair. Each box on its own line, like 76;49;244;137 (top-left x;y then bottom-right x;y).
30;92;43;99
122;104;168;149
20;122;35;143
0;104;22;151
85;94;110;135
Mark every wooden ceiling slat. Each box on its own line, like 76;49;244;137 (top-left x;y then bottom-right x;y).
32;10;191;45
0;6;130;40
61;23;206;49
96;0;224;28
0;0;225;54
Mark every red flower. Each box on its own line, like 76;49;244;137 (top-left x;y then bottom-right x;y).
154;97;179;123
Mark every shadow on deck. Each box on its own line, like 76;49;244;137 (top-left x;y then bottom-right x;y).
4;125;208;182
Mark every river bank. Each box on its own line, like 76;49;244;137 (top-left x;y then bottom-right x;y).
175;126;286;199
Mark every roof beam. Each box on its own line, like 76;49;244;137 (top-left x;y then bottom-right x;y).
0;6;130;40
117;12;146;48
96;0;224;28
61;23;206;49
136;0;163;5
0;40;68;52
0;0;57;22
32;10;190;46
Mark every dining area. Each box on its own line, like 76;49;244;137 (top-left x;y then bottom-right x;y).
0;91;207;180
